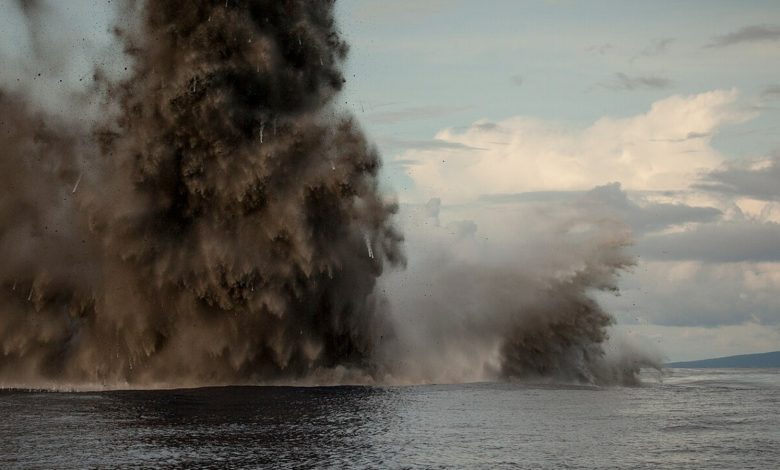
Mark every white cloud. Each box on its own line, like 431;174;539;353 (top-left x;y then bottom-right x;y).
600;260;780;328
387;89;780;360
399;90;754;203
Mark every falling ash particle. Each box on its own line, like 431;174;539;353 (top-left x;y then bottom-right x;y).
364;232;374;259
72;174;82;194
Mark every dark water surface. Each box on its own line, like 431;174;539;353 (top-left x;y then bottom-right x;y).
2;369;778;469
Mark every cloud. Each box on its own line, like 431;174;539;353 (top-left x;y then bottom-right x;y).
600;73;673;91
706;24;780;48
365;105;472;124
650;131;710;143
585;43;614;55
478;191;584;204
581;183;722;235
477;183;722;235
445;219;478;238
761;84;780;100
697;154;780;201
639;220;780;263
379;137;486;152
600;260;780;327
399;90;752;202
637;38;675;58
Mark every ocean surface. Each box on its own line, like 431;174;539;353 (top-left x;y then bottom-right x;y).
1;368;778;469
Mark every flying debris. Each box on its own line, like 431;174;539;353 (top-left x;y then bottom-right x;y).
365;232;374;259
72;174;82;194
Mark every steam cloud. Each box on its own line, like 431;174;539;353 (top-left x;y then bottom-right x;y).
0;0;660;389
376;201;662;386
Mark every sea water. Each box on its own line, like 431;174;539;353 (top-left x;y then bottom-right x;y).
1;369;778;468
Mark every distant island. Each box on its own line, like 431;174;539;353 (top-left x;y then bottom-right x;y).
667;351;780;368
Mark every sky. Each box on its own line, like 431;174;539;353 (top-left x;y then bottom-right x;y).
335;0;780;361
0;0;778;364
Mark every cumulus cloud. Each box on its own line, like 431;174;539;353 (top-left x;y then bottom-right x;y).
706;24;780;48
400;90;752;203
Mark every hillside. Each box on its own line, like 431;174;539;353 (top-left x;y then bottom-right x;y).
667;351;780;368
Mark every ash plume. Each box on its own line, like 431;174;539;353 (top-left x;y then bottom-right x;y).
0;0;403;387
375;202;661;386
0;0;659;389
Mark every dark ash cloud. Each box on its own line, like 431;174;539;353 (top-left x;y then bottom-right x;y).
0;0;405;387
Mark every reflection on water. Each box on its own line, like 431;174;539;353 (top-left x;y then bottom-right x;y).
2;369;779;468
